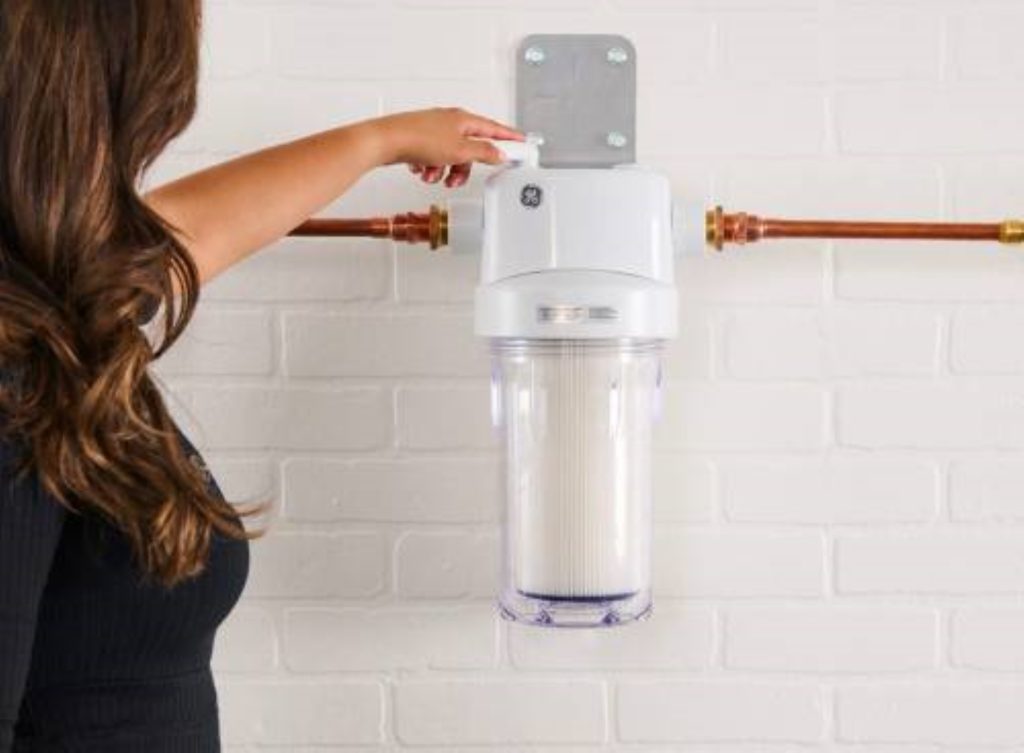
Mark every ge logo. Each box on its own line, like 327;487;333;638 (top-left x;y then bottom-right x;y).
520;184;543;208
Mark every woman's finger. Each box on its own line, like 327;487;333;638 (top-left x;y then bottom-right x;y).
408;164;424;175
422;166;444;183
461;114;524;142
462;139;505;166
445;162;472;188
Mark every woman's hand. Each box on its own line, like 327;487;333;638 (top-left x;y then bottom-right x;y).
149;107;522;286
371;107;524;188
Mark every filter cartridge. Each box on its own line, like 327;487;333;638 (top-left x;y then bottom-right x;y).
491;339;660;626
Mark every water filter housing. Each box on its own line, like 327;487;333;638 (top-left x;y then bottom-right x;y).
474;156;678;627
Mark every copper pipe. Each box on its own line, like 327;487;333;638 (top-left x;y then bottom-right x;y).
287;202;1024;254
706;206;1024;251
289;204;448;250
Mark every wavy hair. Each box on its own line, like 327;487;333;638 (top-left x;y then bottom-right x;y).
0;0;252;584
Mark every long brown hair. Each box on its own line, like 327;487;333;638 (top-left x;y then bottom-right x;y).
0;0;252;584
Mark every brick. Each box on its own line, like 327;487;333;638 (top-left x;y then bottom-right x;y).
837;684;1024;745
284;606;497;671
836;242;1024;302
204;240;391;303
953;307;1024;374
509;604;713;670
676;247;826;305
612;0;818;14
246;532;386;599
282;457;498;523
722;309;823;379
641;85;826;157
617;681;824;742
717;13;824;83
269;8;492;81
219;682;383;746
154;307;273;377
829;308;941;376
175;385;392;451
662;306;713;379
950;459;1024;522
838;382;1024;450
406;0;592;8
653;455;716;523
394;531;497;599
836;533;1024;594
397;385;494;450
394;681;606;745
832;5;942;81
174;80;379;155
950;5;1024;80
725;607;938;672
656;383;828;452
950;158;1024;219
716;159;942;218
836;84;1024;154
952;609;1024;671
283;312;486;377
397;249;478;303
203;456;277;510
213;606;278;674
722;458;938;525
200;3;268;81
380;79;508;131
723;306;938;380
654;531;825;598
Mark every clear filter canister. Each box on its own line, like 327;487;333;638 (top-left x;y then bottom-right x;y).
491;338;662;626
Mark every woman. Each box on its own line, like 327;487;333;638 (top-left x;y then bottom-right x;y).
0;1;521;750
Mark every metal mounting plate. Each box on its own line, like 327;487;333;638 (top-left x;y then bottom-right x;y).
516;34;636;168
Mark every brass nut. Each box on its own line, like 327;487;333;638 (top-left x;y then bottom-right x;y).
1000;219;1024;245
705;206;725;251
429;204;448;250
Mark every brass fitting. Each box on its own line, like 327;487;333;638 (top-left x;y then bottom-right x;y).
999;219;1024;245
705;205;725;251
429;203;448;250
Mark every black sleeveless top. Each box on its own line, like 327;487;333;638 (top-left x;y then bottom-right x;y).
0;422;249;752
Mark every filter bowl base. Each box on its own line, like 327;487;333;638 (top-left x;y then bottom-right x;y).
500;589;652;628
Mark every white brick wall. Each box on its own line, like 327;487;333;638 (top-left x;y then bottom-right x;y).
152;0;1024;748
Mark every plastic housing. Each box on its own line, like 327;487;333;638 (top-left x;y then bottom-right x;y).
475;162;677;627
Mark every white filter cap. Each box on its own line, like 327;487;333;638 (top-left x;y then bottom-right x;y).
474;163;678;341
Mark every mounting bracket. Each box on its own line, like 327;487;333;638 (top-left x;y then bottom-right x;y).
515;34;637;168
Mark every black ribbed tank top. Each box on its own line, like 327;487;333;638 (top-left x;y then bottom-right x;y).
0;422;249;752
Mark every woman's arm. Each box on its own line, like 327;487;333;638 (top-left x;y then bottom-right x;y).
146;108;523;284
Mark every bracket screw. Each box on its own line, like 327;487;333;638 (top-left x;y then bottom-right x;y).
606;131;629;149
606;46;629;65
523;46;546;65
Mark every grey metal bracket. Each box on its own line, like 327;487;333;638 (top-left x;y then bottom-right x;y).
516;34;636;168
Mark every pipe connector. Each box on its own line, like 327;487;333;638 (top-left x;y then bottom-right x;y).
391;204;448;250
1000;220;1024;245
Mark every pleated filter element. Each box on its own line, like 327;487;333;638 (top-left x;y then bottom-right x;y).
491;339;660;625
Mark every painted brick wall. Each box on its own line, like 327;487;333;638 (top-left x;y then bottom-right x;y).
149;0;1024;749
